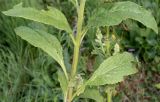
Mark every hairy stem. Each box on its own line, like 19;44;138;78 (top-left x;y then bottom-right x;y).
71;43;80;77
67;0;86;102
71;0;86;79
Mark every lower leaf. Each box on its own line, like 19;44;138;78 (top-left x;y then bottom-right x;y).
87;52;138;86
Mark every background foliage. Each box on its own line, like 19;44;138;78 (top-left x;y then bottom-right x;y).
0;0;159;102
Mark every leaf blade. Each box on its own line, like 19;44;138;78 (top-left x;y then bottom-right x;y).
15;26;62;63
88;1;158;33
3;3;72;33
15;26;68;78
80;88;104;102
57;70;68;99
87;52;137;85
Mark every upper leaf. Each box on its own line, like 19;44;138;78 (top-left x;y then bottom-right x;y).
3;3;72;33
88;1;158;33
15;26;64;69
87;52;137;85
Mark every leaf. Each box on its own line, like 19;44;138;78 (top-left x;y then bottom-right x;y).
80;88;104;102
15;26;68;78
87;52;137;85
88;1;158;33
3;3;72;33
57;70;68;98
15;26;63;64
155;83;160;89
72;84;86;99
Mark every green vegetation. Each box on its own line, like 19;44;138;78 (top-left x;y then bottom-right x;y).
0;0;159;102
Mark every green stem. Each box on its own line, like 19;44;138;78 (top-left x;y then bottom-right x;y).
71;0;86;79
107;91;112;102
106;26;110;56
71;43;80;77
75;0;79;13
67;0;86;102
76;0;86;40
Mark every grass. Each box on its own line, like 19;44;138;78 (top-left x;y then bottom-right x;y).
0;0;63;101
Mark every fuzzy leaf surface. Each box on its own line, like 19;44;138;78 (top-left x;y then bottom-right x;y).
87;52;137;85
15;26;64;69
3;3;72;33
88;1;158;33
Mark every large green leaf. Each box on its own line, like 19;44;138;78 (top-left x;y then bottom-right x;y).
15;26;68;78
88;1;158;33
87;52;137;85
3;3;72;33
